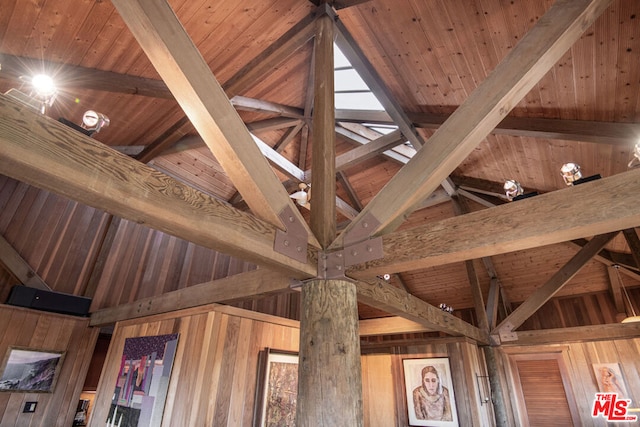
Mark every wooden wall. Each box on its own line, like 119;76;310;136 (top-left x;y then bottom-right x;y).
89;304;300;427
0;176;110;299
500;338;640;427
0;305;99;427
88;304;492;427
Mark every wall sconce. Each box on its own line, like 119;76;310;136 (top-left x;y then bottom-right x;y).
503;179;523;201
560;163;582;185
628;142;640;169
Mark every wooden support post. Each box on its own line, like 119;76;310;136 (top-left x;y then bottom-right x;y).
482;346;509;427
297;279;363;426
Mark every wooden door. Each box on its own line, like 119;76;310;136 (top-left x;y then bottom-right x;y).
510;353;580;427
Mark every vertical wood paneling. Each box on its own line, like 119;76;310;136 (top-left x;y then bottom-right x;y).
0;305;98;427
89;305;300;427
502;338;640;427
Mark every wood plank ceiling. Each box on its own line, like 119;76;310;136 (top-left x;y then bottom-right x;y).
1;0;640;337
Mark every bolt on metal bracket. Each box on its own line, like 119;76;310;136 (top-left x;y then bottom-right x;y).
273;205;308;264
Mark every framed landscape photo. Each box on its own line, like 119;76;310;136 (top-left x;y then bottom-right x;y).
403;357;459;427
0;347;65;393
254;348;299;427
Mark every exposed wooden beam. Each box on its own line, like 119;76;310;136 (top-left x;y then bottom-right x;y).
230;96;304;119
0;95;316;278
111;0;310;235
347;169;640;278
358;316;433;337
569;239;640;280
135;116;192;164
335;126;411;165
338;0;614;242
0;234;50;290
247;117;303;133
337;171;363;211
494;232;618;337
89;269;296;326
336;109;640;146
607;265;627;320
623;228;640;268
500;323;640;346
336;129;404;172
0;52;174;99
274;122;304;153
354;278;489;344
310;8;337;248
452;196;489;332
334;20;425;152
223;14;317;99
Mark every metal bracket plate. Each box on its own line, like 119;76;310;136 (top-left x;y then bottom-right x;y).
343;211;381;247
317;236;383;279
498;322;518;342
273;205;308;264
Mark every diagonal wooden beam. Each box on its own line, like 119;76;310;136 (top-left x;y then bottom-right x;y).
622;228;640;267
337;0;614;242
354;278;489;344
493;231;618;337
0;234;50;290
230;96;304;119
111;0;311;236
135;116;192;164
0;95;316;278
347;169;640;278
89;269;296;326
247;118;303;133
336;109;640;147
607;265;626;319
223;13;317;99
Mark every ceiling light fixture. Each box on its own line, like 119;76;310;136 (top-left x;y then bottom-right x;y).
30;74;57;114
290;183;311;209
503;179;523;201
614;265;640;323
560;162;582;186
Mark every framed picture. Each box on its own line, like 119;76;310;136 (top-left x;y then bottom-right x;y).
592;363;630;398
254;348;299;427
0;347;65;393
403;357;459;427
106;333;179;427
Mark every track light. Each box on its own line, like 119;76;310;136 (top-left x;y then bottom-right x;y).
503;180;523;201
560;163;582;186
82;110;110;134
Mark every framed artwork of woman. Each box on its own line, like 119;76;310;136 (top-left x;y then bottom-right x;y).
403;358;459;427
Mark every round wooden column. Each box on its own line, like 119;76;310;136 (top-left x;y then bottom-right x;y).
296;279;363;427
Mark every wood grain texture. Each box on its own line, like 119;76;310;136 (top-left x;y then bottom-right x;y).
0;95;316;278
310;11;337;248
349;169;640;277
354;278;489;343
90;269;295;325
110;0;310;232
0;305;98;427
297;279;363;426
340;0;614;239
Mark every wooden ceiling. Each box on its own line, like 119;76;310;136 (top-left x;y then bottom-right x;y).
1;0;640;339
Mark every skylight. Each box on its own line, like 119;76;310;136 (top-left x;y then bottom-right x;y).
334;45;384;111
